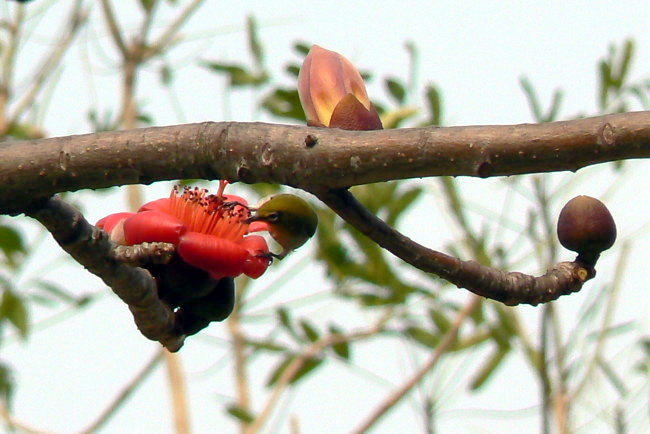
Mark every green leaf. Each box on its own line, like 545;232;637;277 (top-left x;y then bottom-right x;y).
0;290;29;339
137;112;154;126
428;308;451;334
294;42;311;56
299;319;320;343
0;224;25;266
641;338;650;356
278;307;294;334
33;281;86;307
226;404;255;423
246;339;286;353
201;62;268;88
544;89;563;122
381;106;418;129
424;84;442;126
246;15;264;68
266;355;323;387
286;64;301;77
385;77;406;104
5;122;44;140
328;325;350;360
359;292;398;306
385;186;422;227
470;344;509;390
139;0;156;12
160;64;173;86
87;109;117;132
520;76;542;121
0;362;14;405
598;60;612;109
585;321;634;341
405;326;439;349
492;305;517;344
615;39;634;88
261;88;306;121
597;357;628;396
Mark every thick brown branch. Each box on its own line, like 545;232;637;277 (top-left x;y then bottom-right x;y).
25;197;184;351
2;111;650;214
314;188;594;306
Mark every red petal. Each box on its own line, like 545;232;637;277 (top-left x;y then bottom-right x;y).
241;235;271;278
122;210;186;245
241;235;269;254
177;232;249;279
139;198;171;213
96;212;135;233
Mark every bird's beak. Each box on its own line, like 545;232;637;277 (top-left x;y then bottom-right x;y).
245;216;270;233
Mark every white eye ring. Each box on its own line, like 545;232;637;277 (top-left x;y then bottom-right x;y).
266;212;281;223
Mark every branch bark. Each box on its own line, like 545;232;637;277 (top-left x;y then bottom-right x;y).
24;197;184;351
2;111;650;214
4;112;640;345
314;188;595;306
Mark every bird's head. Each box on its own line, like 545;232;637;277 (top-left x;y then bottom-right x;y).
245;194;318;259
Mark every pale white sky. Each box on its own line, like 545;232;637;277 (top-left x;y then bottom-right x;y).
2;1;650;433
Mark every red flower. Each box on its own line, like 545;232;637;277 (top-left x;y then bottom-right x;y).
97;182;271;280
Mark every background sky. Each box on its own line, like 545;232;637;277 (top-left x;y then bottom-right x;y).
2;1;650;433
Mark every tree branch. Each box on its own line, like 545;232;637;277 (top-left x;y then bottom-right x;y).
2;111;650;214
245;315;389;434
313;188;595;306
24;197;185;351
11;0;90;123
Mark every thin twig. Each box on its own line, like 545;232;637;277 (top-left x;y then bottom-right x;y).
352;296;481;433
227;279;253;433
245;314;390;434
549;304;570;434
163;351;191;434
79;349;164;433
99;0;127;56
569;241;630;401
11;0;90;122
0;400;54;434
145;0;205;59
540;306;552;434
0;2;25;134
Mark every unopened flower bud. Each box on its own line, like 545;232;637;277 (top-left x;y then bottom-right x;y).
298;45;382;130
557;195;616;264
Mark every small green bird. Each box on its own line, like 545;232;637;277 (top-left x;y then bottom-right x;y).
246;194;318;260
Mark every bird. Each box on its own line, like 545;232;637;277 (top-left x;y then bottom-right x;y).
245;194;318;260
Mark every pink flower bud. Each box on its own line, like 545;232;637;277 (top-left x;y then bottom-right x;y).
298;45;382;130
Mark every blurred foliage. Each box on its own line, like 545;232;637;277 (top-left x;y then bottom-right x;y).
0;4;647;432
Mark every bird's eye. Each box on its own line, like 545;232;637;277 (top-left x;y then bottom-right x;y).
266;212;281;222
